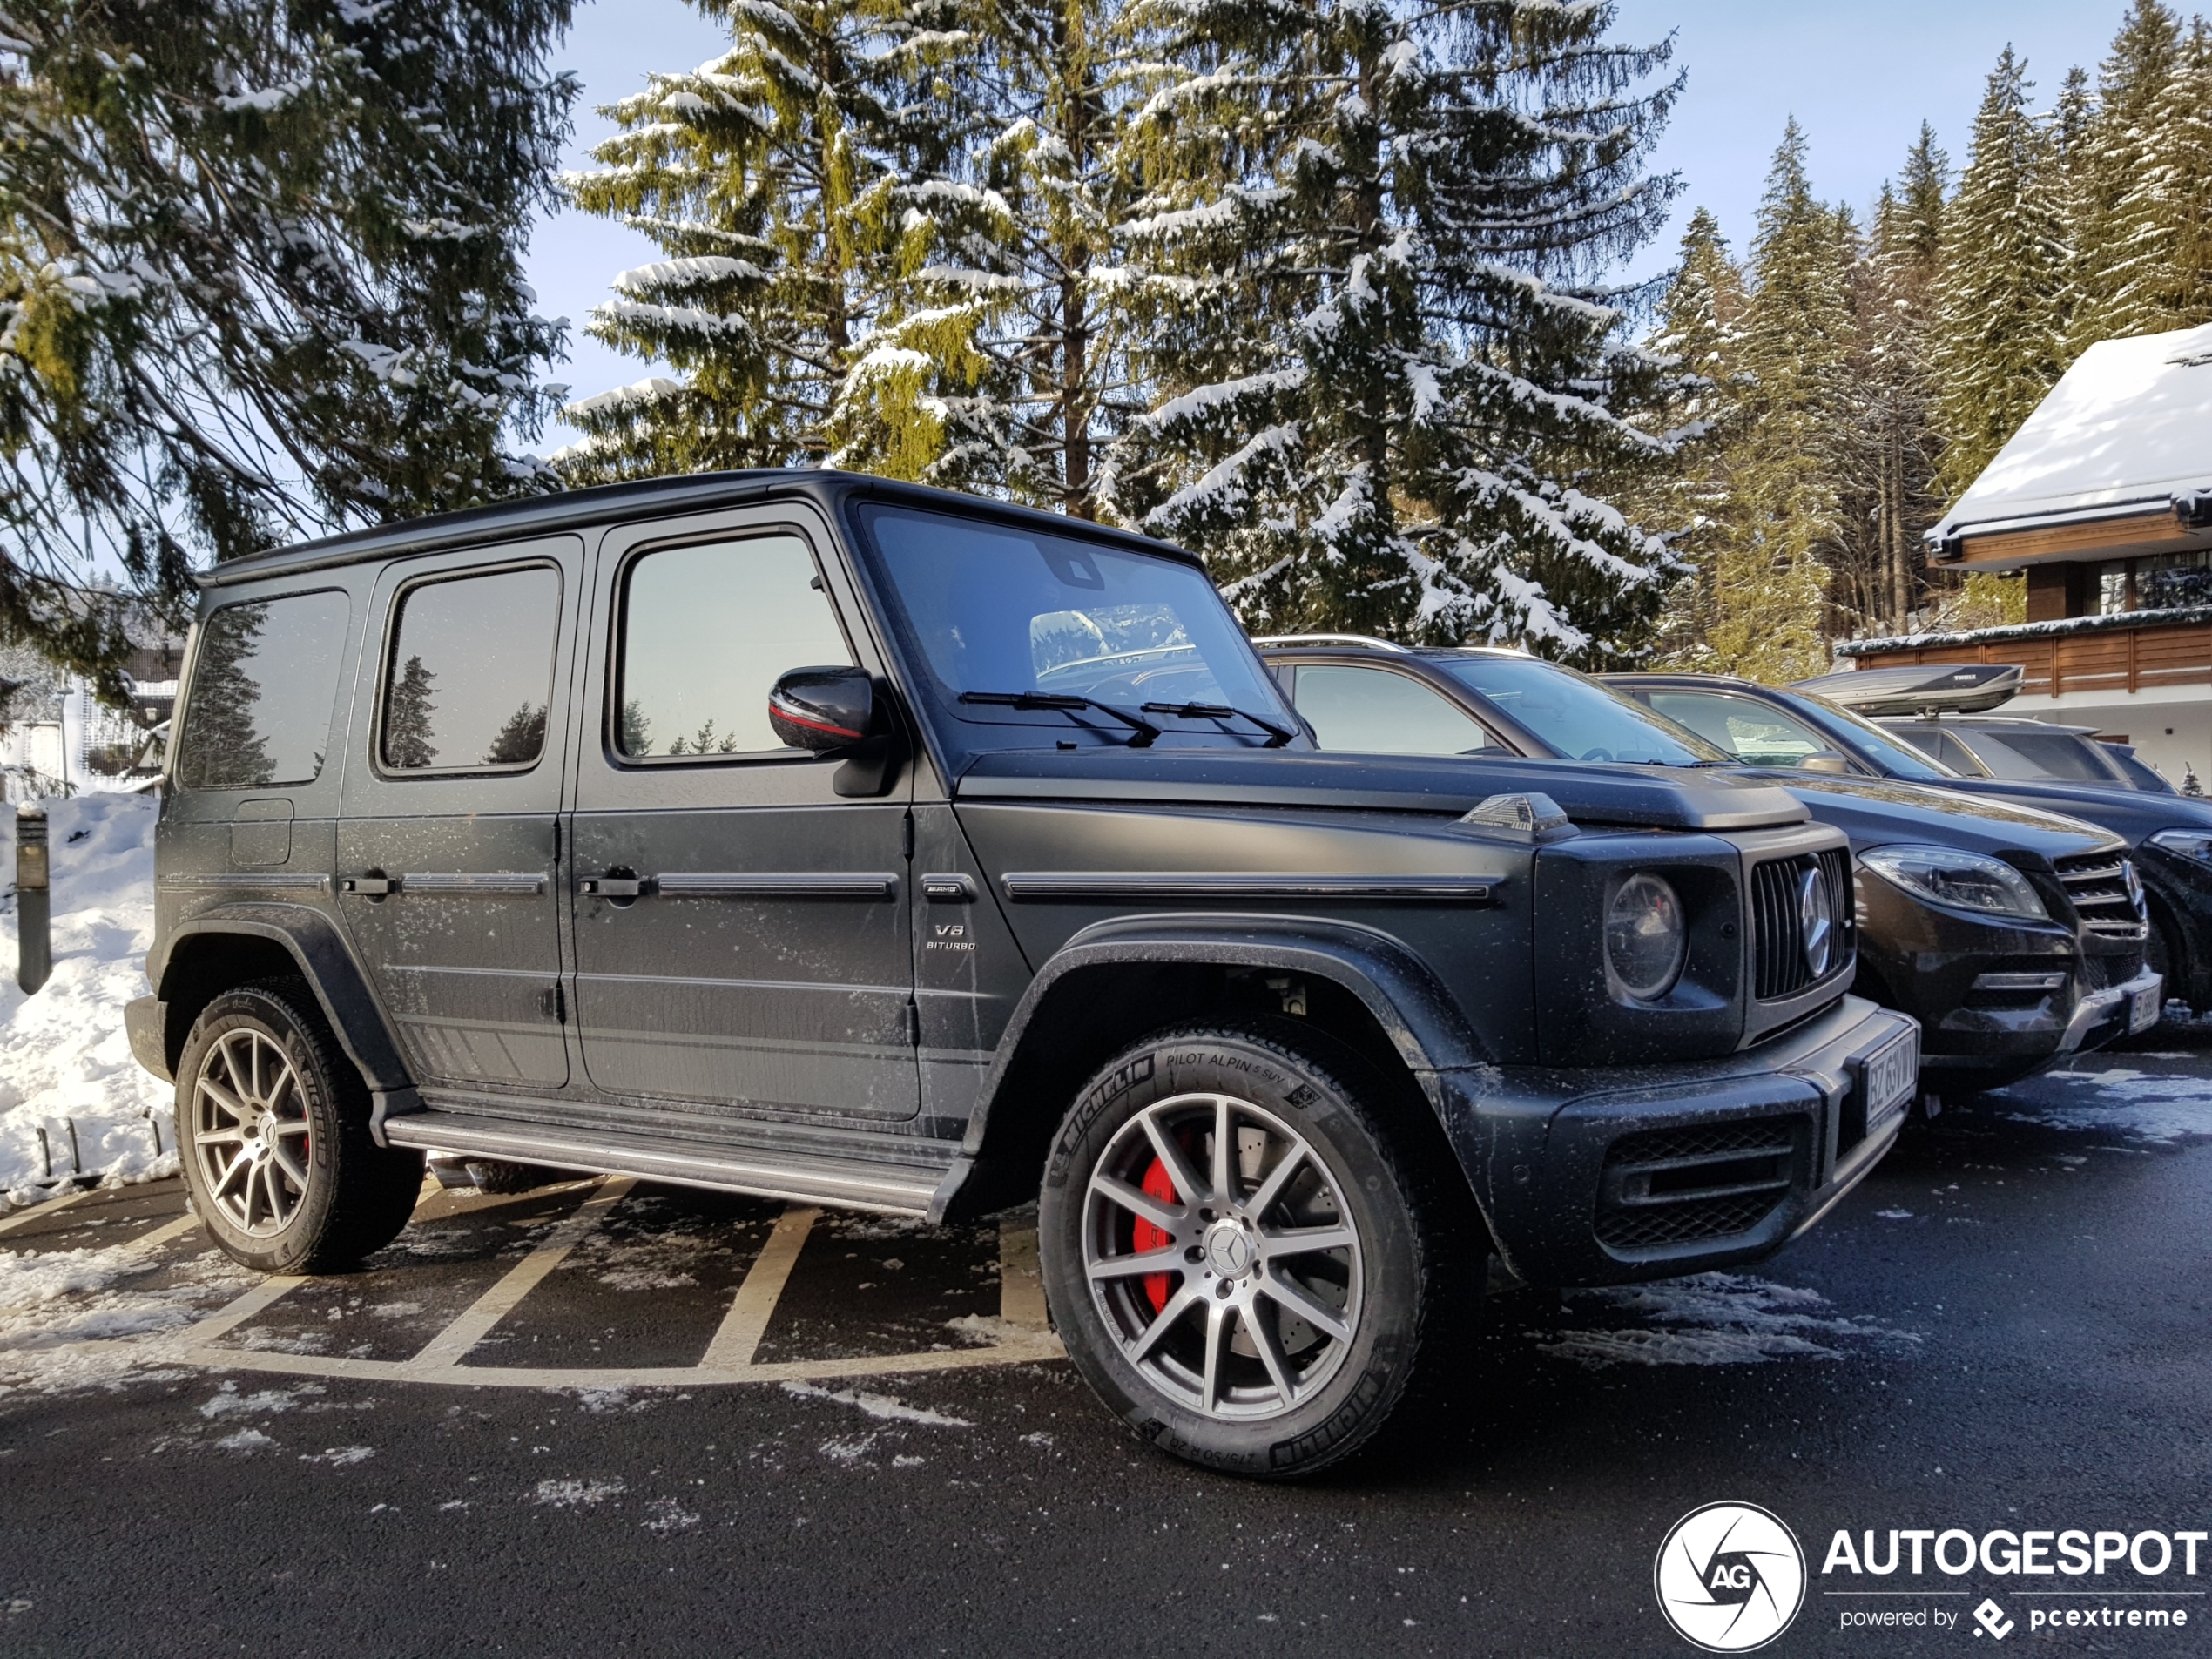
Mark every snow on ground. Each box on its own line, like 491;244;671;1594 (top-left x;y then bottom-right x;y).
1999;1067;2212;1145
0;1232;255;1398
1536;1274;1924;1370
0;794;172;1206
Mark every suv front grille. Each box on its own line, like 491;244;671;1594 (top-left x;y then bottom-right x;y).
1595;1118;1801;1250
1750;849;1854;1000
2054;853;2146;939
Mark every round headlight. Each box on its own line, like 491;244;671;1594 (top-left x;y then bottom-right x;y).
1606;873;1686;1001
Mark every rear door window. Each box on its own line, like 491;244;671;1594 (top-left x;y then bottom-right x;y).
1291;664;1501;755
176;590;351;791
615;534;853;759
379;565;561;772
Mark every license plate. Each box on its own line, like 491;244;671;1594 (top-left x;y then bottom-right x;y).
2130;981;2162;1034
1859;1027;1919;1136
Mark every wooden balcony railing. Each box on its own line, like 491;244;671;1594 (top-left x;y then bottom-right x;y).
1846;614;2212;698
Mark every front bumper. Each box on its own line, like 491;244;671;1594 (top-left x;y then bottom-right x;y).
1439;995;1917;1288
1856;873;2129;1086
2055;968;2161;1058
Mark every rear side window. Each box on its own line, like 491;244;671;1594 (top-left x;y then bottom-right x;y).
176;590;351;791
1964;727;2124;785
381;565;561;772
616;535;852;759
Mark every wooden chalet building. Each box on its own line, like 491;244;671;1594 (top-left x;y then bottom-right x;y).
1840;321;2212;780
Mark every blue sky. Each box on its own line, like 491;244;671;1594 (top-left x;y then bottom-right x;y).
524;0;2134;442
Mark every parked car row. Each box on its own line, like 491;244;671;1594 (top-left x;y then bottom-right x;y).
1258;640;2167;1098
126;473;2175;1481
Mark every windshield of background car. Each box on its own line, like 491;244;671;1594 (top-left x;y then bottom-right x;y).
853;504;1295;746
1787;693;1958;780
1433;656;1720;765
1962;726;2129;785
2107;747;2177;793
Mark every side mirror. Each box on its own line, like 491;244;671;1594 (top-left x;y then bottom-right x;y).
768;666;874;753
767;664;904;799
1798;750;1851;775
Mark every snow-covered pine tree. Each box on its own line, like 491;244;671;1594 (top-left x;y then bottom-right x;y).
2104;19;2212;340
2061;0;2182;356
831;0;1136;514
1836;131;1946;635
1932;48;2066;501
560;0;947;481
1635;206;1747;667
1106;0;1683;666
1705;121;1848;683
0;0;575;686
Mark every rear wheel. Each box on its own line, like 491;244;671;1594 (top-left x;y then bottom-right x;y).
1039;1022;1435;1478
178;984;424;1274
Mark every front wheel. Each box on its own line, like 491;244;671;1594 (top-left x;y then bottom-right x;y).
178;983;424;1274
1039;1022;1436;1478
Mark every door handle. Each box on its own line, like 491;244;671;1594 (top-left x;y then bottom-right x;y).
340;875;394;896
578;875;644;898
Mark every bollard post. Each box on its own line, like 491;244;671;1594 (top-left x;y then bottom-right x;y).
16;802;49;995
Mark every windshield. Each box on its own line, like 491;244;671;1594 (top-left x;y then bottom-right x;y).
853;504;1295;748
1433;655;1720;765
1639;688;1841;768
1962;725;2129;785
2107;747;2177;793
1785;692;1958;780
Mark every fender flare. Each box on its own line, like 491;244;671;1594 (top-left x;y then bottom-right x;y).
152;905;411;1092
961;911;1487;1161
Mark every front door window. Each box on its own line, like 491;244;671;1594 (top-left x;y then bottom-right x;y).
1291;664;1501;755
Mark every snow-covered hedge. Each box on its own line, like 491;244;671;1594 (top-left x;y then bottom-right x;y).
0;795;172;1206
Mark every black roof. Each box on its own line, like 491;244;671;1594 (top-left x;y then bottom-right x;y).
202;470;1201;590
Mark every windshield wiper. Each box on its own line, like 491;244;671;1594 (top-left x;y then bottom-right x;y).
1142;700;1298;748
960;690;1159;746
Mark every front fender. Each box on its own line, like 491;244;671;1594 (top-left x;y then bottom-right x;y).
152;905;411;1092
961;911;1485;1156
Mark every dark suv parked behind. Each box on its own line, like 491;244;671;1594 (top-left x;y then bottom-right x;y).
1260;639;2155;1090
129;474;1914;1477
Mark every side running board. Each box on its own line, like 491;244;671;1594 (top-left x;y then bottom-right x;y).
381;1111;946;1217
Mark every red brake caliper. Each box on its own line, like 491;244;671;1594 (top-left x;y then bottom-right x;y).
1132;1156;1180;1314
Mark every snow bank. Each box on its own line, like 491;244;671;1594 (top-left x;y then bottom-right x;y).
0;794;172;1205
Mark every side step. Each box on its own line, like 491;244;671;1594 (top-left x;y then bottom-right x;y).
381;1111;946;1217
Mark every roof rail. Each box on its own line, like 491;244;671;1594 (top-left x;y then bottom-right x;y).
1251;633;1410;653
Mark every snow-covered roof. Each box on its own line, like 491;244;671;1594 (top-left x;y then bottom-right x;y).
1932;321;2212;540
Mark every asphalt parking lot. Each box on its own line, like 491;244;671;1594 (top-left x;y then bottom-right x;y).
2;1037;2209;1658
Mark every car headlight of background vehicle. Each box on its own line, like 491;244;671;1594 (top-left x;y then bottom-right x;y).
1859;844;2049;921
2148;828;2212;867
1605;873;1687;1000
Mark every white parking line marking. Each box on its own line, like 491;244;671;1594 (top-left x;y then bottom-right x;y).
409;1176;636;1369
165;1332;1068;1391
999;1217;1049;1332
700;1204;818;1370
128;1214;203;1255
0;1189;95;1237
34;1185;1065;1389
185;1273;309;1346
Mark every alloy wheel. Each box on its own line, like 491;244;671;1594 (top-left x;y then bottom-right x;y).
191;1028;314;1236
1082;1091;1363;1420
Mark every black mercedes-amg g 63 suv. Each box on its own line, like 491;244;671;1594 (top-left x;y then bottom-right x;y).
128;473;1916;1477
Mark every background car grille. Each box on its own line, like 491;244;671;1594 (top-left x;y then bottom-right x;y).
2053;853;2146;939
1750;849;1854;1000
1595;1118;1800;1250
